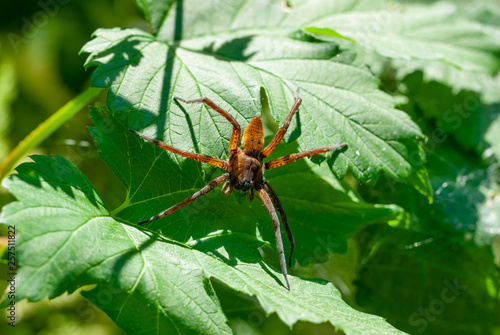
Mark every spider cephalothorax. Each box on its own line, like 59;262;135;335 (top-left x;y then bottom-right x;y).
129;90;347;289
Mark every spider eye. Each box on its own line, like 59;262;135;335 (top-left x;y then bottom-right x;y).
242;170;254;185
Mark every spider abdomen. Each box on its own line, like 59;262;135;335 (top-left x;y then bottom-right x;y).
242;116;264;157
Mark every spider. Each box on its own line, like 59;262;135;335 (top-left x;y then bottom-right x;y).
129;89;347;290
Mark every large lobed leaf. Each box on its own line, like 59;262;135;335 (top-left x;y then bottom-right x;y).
81;0;428;194
0;151;406;334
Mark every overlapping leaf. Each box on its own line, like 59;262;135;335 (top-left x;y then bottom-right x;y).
306;2;500;74
305;2;500;104
0;153;406;334
395;61;500;105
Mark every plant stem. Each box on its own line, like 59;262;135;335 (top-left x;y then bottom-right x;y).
0;87;104;182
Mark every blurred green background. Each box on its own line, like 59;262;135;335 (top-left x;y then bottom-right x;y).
0;1;138;334
1;1;499;335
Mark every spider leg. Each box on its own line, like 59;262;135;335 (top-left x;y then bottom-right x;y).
263;182;295;268
129;129;227;170
138;173;229;225
256;187;290;290
222;180;233;195
265;143;347;170
261;88;302;158
175;97;241;154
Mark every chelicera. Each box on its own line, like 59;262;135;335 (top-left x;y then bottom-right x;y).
129;89;347;289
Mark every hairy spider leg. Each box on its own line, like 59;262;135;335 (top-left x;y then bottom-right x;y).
256;187;290;290
261;89;302;158
174;97;242;153
263;182;295;268
129;129;227;170
265;143;348;170
137;173;230;225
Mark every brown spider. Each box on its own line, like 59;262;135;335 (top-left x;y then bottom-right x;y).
129;90;347;290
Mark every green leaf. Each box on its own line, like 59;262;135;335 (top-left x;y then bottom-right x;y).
395;61;500;105
304;2;500;103
305;2;500;75
402;72;500;157
366;141;498;241
355;226;500;335
453;0;500;27
0;154;406;334
91;105;401;266
352;145;500;334
81;0;427;191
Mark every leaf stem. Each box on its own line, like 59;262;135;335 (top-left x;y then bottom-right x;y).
0;87;104;181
